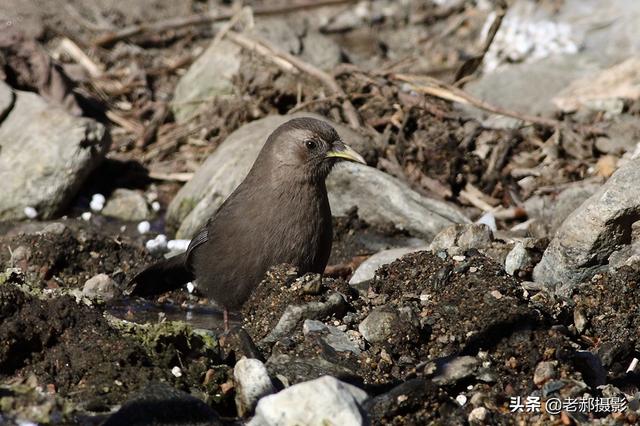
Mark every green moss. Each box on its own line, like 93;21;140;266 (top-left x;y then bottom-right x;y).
105;315;220;365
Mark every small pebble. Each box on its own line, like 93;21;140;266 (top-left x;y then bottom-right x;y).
90;194;105;212
452;255;466;262
81;212;92;221
24;206;38;219
468;407;488;423
151;201;161;212
456;394;467;406
145;234;168;253
490;290;503;299
168;239;190;251
186;282;195;293
137;221;151;234
171;366;182;377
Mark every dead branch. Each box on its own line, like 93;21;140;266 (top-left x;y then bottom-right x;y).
391;73;603;134
93;0;359;46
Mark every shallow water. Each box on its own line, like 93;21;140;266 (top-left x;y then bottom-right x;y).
106;298;242;331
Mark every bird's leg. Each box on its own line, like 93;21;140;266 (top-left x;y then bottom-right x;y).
223;308;230;333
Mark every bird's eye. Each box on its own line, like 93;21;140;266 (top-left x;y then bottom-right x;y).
305;140;317;150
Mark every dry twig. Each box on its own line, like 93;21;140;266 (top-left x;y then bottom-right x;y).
58;37;104;78
392;73;603;134
225;30;362;128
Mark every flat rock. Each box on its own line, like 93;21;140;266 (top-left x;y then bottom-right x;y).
300;31;342;70
171;39;242;122
327;162;470;239
167;113;468;239
102;188;150;222
0;88;109;221
249;376;368;426
349;246;429;285
533;158;640;293
266;354;361;387
303;319;361;355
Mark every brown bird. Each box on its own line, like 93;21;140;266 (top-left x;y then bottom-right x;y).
130;118;366;331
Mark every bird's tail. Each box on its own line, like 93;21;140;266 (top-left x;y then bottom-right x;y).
127;253;193;296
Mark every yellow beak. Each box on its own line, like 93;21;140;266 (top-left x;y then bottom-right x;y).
325;143;366;164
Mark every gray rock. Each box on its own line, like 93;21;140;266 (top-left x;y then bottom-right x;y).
429;224;493;252
266;354;361;386
303;320;361;355
167;113;468;239
465;0;640;117
358;308;398;344
468;407;488;423
102;189;151;221
595;115;640;155
0;88;109;221
301;32;342;70
523;182;602;236
429;356;479;386
234;357;276;417
261;292;348;345
533;158;640;293
40;222;68;235
82;274;120;301
0;80;15;120
349;246;428;285
327;162;469;239
171;39;242;122
504;242;533;276
253;17;303;55
249;376;368;426
533;361;557;386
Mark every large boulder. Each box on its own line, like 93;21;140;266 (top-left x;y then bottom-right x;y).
533;158;640;293
167;113;468;239
0;82;110;221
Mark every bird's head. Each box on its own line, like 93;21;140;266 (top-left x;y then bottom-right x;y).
265;117;366;183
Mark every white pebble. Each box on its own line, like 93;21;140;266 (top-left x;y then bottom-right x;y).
171;366;182;378
186;282;195;293
476;212;497;232
151;201;161;212
81;212;92;221
456;394;467;406
145;234;168;254
167;239;191;252
24;206;38;219
137;221;151;234
90;194;105;212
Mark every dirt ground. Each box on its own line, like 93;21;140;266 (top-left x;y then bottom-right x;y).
2;0;640;424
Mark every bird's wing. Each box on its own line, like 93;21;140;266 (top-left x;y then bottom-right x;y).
185;227;208;270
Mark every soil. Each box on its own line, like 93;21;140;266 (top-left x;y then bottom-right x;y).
2;0;640;424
